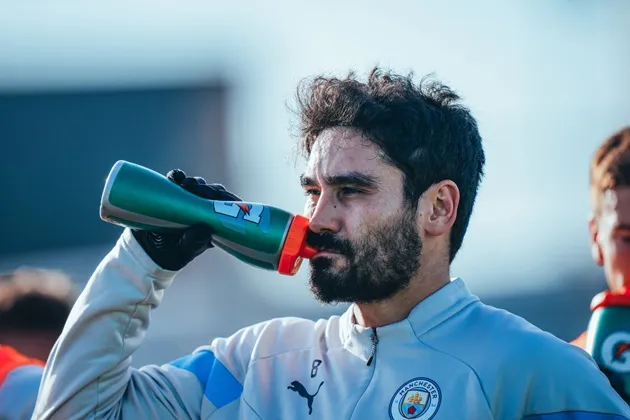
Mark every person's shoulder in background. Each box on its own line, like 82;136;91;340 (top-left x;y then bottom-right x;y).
0;345;45;420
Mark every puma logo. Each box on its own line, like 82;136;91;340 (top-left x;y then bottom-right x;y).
287;380;324;415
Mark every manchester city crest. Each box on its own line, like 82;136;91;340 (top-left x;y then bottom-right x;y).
389;377;441;420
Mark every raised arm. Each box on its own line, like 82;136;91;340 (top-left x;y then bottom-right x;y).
33;169;246;419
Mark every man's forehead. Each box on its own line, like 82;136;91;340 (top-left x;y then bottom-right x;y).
306;128;385;174
601;187;630;224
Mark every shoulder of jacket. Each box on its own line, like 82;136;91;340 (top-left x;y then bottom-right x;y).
236;314;343;361
462;302;595;371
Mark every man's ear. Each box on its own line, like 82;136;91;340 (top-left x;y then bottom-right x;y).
422;180;459;237
589;216;604;266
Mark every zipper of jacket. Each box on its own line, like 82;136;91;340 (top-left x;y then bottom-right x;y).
366;327;379;366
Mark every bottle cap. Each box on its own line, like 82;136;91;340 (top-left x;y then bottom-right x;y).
591;288;630;312
278;215;317;275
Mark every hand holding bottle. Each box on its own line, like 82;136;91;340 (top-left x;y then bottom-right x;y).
131;169;241;271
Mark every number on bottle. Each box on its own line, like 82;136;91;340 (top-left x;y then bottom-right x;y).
213;202;264;225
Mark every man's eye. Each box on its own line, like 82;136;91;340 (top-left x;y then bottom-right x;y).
304;189;320;196
340;187;362;196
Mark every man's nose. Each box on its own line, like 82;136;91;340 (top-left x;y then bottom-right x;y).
308;196;341;234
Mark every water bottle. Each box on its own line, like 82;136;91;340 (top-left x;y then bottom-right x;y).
585;288;630;401
99;160;317;275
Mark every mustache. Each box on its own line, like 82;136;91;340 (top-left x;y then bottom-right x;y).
305;230;353;256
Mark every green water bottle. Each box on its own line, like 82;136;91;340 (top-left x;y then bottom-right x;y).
99;160;317;275
585;289;630;402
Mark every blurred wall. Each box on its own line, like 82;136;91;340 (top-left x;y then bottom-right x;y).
0;84;229;255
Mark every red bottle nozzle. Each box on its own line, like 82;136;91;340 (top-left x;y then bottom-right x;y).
591;287;630;312
300;243;317;259
278;214;317;275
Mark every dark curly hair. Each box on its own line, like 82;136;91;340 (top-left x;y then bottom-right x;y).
0;267;74;334
294;67;485;262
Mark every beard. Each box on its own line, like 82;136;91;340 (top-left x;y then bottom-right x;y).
305;208;421;304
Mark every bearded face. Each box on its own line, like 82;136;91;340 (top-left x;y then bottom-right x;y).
306;207;421;304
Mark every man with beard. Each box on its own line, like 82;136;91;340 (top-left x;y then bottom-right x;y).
33;69;629;419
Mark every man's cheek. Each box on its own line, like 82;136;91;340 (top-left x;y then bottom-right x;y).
612;242;630;272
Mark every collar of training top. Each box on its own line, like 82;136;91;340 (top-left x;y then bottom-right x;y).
339;278;479;360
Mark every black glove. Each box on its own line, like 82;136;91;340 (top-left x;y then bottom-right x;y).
131;169;241;271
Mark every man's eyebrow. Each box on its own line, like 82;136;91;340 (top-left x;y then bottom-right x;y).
299;172;379;188
300;174;317;187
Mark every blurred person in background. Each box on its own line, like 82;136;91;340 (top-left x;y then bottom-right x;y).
572;126;630;397
0;267;74;419
34;69;629;419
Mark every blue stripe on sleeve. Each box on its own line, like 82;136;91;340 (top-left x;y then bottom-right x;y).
524;412;629;420
169;349;243;408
